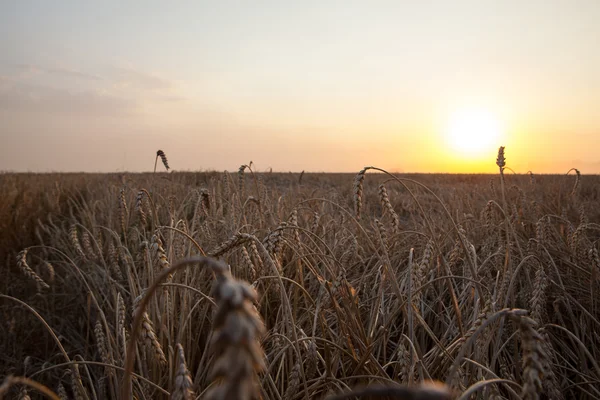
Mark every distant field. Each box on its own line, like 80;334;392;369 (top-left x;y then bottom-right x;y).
1;167;599;399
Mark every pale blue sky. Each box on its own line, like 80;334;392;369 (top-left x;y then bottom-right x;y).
1;1;599;172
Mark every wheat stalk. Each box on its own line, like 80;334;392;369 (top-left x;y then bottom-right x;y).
375;218;388;249
496;146;506;169
571;168;581;197
16;249;50;290
106;241;124;281
119;187;128;236
530;262;548;323
151;233;170;272
205;263;266;400
171;343;194;400
378;183;400;233
353;168;368;219
209;232;252;257
138;310;167;366
156;150;170;171
284;362;301;399
135;190;148;226
69;225;86;260
57;383;67;400
69;365;85;400
116;293;127;364
42;260;56;282
241;245;257;282
94;320;109;365
517;315;550;400
238;165;247;196
81;231;96;260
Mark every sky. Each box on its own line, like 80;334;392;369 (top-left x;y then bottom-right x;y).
1;1;599;173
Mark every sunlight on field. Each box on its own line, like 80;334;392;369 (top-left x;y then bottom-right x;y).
1;147;598;399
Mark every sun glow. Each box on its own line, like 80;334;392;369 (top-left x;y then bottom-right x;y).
445;108;503;155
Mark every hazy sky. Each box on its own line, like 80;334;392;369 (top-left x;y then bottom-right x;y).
1;1;599;173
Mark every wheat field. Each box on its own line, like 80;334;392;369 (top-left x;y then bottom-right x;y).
1;150;599;399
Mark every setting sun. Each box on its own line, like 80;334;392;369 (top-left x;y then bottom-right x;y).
445;108;504;155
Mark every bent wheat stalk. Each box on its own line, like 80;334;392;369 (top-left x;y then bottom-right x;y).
156;150;170;171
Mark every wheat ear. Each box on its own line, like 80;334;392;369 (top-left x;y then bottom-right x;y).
378;183;400;233
571;168;581;197
353;168;368;219
156;150;170;171
205;264;266;400
517;315;550;400
16;249;50;290
171;343;194;400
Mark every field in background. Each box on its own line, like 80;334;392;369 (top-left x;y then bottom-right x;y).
1;167;599;399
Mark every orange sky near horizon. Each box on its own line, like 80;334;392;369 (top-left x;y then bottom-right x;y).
1;1;599;174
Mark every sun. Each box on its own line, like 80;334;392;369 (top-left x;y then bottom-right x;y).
445;108;503;155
